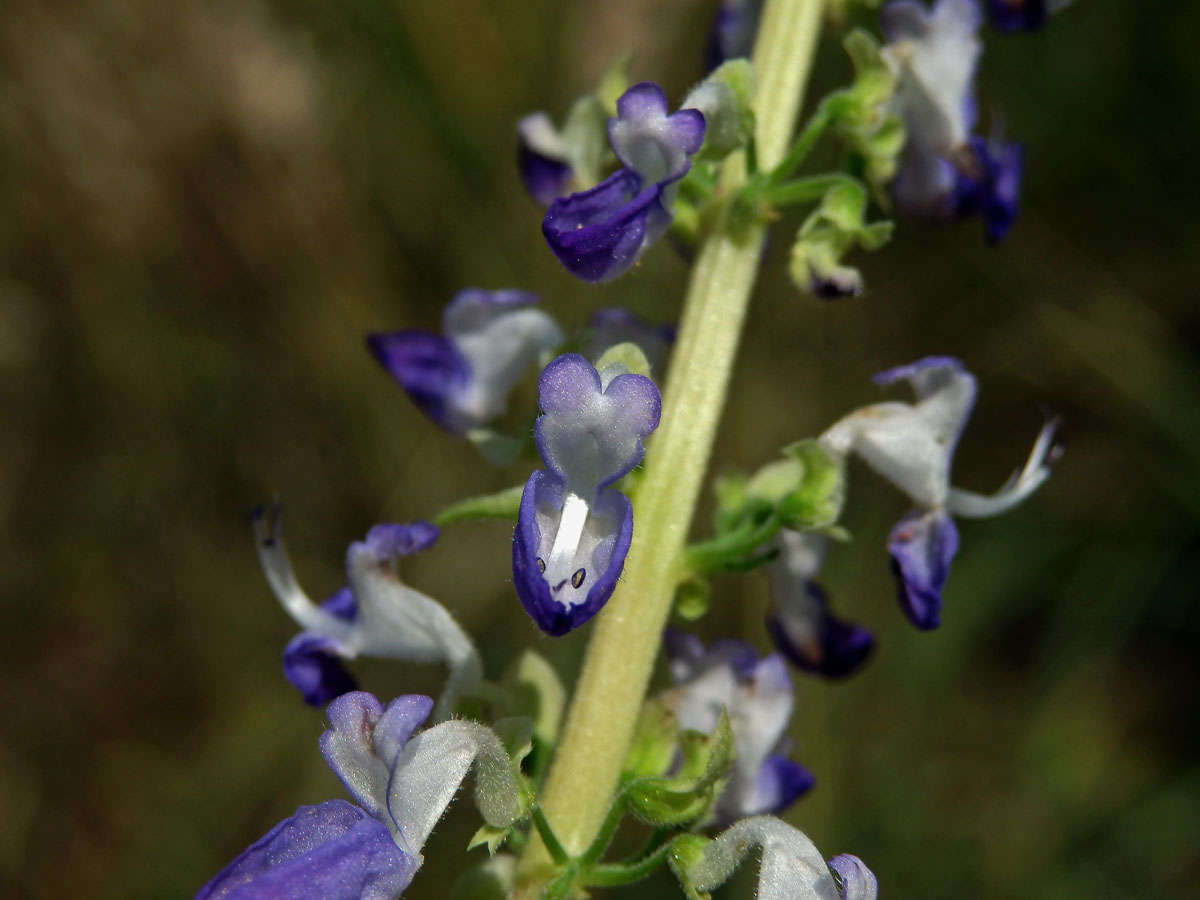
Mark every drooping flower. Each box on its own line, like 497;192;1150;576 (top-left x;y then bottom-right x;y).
543;83;705;283
882;0;1025;241
254;508;481;718
663;632;814;822
583;307;676;375
512;353;661;635
196;692;527;900
367;289;563;437
765;531;874;678
672;815;878;900
820;356;1059;629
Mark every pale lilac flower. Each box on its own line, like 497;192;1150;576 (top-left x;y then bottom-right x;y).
368;289;562;437
196;692;526;900
663;632;814;821
677;816;877;900
821;356;1058;628
254;509;481;717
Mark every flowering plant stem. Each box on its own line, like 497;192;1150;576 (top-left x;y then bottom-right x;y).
517;0;826;888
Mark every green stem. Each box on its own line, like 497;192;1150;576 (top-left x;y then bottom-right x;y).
430;483;523;528
516;0;826;890
531;807;570;866
578;795;629;867
582;842;675;888
766;173;859;207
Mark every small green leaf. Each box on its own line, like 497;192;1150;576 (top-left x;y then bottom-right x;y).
623;699;679;779
468;824;512;856
595;341;653;380
624;711;734;826
432;483;526;528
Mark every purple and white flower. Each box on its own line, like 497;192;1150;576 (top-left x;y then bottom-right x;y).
676;815;877;900
820;356;1059;629
663;632;814;822
254;509;481;718
882;0;1024;241
765;531;874;678
196;692;526;900
583;307;676;375
513;353;661;635
367;289;563;437
543;83;705;283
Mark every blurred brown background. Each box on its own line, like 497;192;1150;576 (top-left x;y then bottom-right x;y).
1;0;1197;898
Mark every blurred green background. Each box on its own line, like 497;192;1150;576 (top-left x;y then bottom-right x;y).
2;0;1197;898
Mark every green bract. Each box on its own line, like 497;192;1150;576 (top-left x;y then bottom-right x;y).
625;711;734;827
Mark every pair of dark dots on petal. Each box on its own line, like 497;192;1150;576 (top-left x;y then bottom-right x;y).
535;558;587;589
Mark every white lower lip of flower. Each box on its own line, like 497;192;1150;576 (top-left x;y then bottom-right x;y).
545;490;590;588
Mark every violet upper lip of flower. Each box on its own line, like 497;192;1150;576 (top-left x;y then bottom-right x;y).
542;82;705;283
820;356;1060;629
662;631;814;822
513;352;661;636
367;288;563;437
254;507;481;718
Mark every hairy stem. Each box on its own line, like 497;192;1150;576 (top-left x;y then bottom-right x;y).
517;0;826;887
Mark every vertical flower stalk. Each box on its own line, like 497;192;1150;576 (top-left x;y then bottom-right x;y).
518;0;827;885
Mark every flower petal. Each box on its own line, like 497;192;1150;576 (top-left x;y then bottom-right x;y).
608;82;705;185
319;692;435;847
366;330;472;433
517;112;574;206
194;799;417;900
828;854;879;900
282;633;358;707
887;509;960;629
513;470;633;635
542;169;667;283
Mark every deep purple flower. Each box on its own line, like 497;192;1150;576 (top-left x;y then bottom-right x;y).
954;134;1023;244
765;531;874;677
821;356;1059;628
368;289;562;436
543;83;704;282
254;510;481;716
664;632;814;821
986;0;1048;32
195;799;418;900
513;353;660;635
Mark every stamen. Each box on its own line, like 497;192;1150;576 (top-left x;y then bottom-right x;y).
571;568;586;589
545;491;590;583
